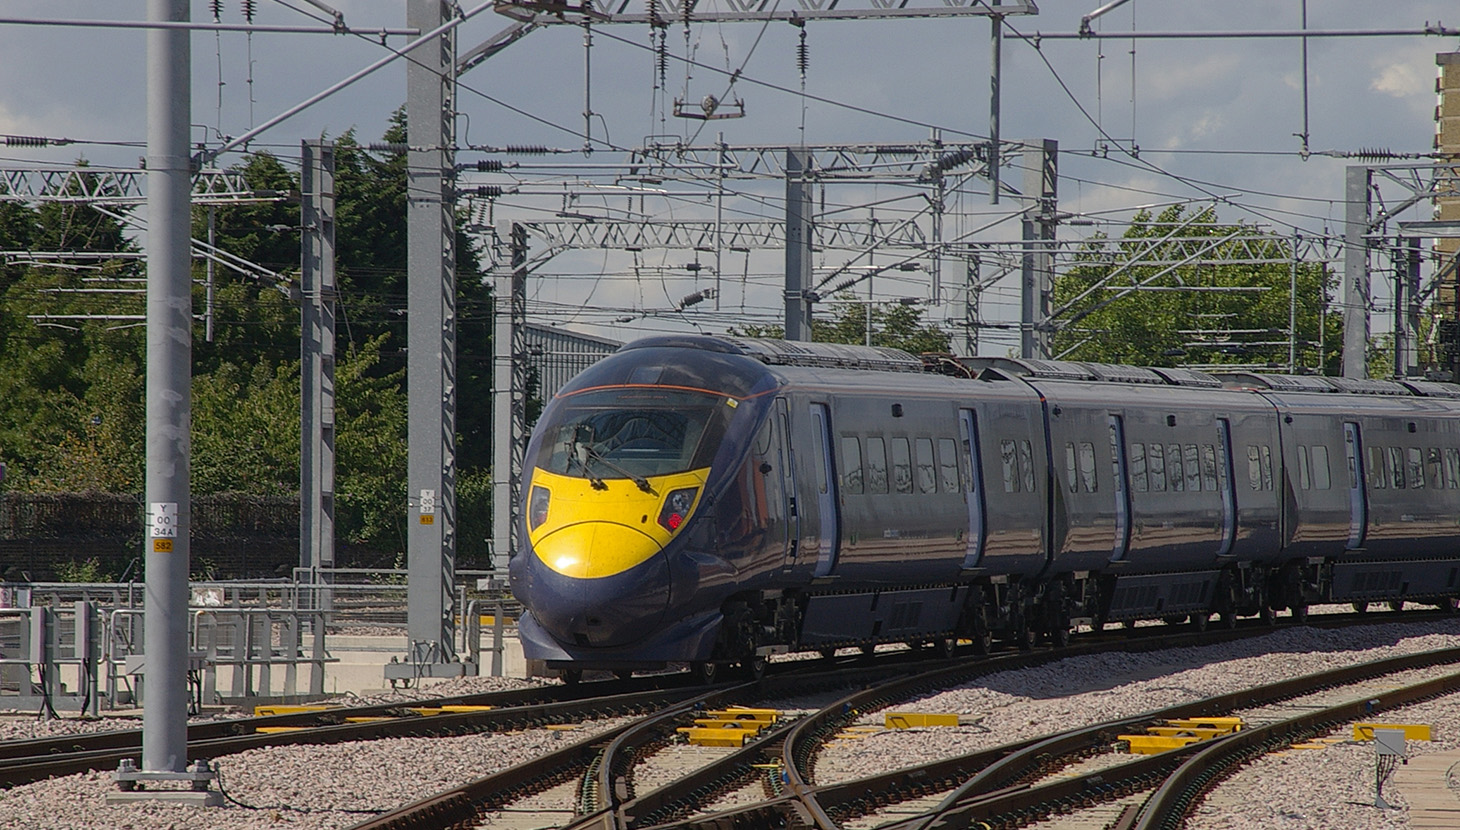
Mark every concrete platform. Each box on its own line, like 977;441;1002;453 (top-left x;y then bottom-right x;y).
105;790;225;807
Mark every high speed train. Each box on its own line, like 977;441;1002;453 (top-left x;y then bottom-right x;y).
508;334;1460;681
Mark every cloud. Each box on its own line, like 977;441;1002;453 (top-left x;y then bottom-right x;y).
1371;61;1425;98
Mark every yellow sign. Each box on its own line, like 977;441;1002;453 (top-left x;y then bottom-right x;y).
153;539;174;553
420;515;435;525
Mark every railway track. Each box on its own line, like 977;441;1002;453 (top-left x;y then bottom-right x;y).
329;611;1453;830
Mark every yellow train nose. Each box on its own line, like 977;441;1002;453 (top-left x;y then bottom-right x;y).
535;521;663;579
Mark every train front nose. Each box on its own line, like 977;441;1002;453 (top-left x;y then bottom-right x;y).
526;521;671;648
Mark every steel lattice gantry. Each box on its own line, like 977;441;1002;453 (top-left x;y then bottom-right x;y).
493;0;1036;25
0;167;271;204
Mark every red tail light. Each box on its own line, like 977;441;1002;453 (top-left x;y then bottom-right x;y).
657;487;698;533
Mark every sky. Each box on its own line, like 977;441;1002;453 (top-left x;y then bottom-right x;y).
0;1;1457;353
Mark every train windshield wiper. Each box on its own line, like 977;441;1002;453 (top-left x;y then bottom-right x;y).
579;444;655;494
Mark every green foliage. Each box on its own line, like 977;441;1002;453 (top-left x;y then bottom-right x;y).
1050;205;1340;371
333;335;409;551
53;557;115;583
732;296;952;354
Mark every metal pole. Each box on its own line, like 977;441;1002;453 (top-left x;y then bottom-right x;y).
405;0;457;665
300;140;336;621
1020;139;1057;359
1342;166;1371;378
785;148;813;341
205;207;215;343
142;0;191;775
1289;229;1299;372
988;1;1002;205
965;255;980;356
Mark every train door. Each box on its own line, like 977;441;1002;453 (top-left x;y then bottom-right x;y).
1344;421;1367;549
809;403;840;577
774;398;800;571
958;409;987;568
1215;418;1236;556
1108;414;1132;561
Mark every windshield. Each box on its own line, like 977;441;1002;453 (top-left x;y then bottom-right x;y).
534;388;733;480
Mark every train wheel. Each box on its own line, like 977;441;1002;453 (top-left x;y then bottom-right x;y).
1052;625;1072;648
971;629;992;656
1217;610;1238;630
1190;613;1209;633
1352;602;1369;614
935;636;957;660
1014;622;1035;652
1259;605;1276;626
1289;604;1310;625
1388;600;1405;613
562;669;583;685
691;661;719;684
742;655;768;681
860;644;877;657
819;648;838;660
1438;598;1459;614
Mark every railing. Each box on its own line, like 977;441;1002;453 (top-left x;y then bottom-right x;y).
0;602;101;716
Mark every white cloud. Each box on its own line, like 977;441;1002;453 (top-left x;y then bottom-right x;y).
1371;61;1425;98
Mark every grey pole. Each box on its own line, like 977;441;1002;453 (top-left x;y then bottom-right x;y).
300;140;337;630
785;148;813;341
988;1;1002;205
142;0;191;775
1342;165;1371;378
492;225;528;581
404;0;459;668
1020;139;1057;359
964;256;980;356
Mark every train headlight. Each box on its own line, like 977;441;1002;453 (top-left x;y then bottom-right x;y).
657;487;698;532
529;485;551;530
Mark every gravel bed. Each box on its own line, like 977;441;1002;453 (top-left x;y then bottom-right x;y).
5;615;1457;829
813;618;1460;789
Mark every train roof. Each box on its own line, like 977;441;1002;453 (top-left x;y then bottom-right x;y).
620;335;925;373
1212;370;1460;398
958;356;1224;389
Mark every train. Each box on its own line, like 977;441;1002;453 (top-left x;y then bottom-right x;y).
508;334;1460;681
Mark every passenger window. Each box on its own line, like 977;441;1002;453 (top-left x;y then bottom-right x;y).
1148;444;1167;492
1428;447;1443;490
1167;444;1184;492
1387;446;1405;490
867;437;889;494
841;436;864;495
890;437;912;494
1185;445;1202;491
1369;446;1387;490
938;438;959;493
1065;443;1079;494
1407;447;1425;489
1200;444;1218;491
1129;442;1148;492
1311;445;1331;490
1447;448;1460;490
1001;439;1019;493
1078;442;1097;493
1247;445;1262;490
1018;440;1035;493
1298;445;1311;490
1260;445;1273;491
915;438;936;494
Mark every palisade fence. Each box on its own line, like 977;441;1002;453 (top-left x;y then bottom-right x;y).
0;493;301;580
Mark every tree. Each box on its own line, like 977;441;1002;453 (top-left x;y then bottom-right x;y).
1049;205;1340;371
732;295;952;354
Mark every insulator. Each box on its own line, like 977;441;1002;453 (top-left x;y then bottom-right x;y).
1354;147;1398;161
240;0;256;23
2;135;48;147
796;29;809;76
210;0;224;22
475;159;504;172
656;31;669;82
474;185;503;198
505;144;547;155
368;142;407;153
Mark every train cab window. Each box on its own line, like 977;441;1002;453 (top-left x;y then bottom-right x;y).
1260;445;1273;490
840;436;864;495
1387;446;1406;490
1246;446;1262;490
1311;445;1331;490
1167;444;1184;492
1185;445;1202;491
891;438;913;494
1001;440;1019;493
938;438;959;493
1018;440;1035;492
1148;444;1167;492
1407;447;1426;489
1298;445;1312;490
915;438;936;494
1129;442;1148;492
866;437;889;494
1078;442;1098;493
1200;444;1218;491
533;387;731;480
1065;443;1079;493
1446;448;1460;489
1368;446;1387;490
1427;448;1443;489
